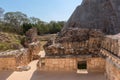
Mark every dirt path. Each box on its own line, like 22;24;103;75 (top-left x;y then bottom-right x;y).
6;60;38;80
0;51;45;80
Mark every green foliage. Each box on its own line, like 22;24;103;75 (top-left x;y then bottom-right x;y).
22;21;65;35
0;7;65;35
0;32;23;51
4;11;28;26
22;23;33;34
4;11;29;34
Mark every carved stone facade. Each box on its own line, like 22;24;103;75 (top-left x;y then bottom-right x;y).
100;35;120;80
106;60;120;80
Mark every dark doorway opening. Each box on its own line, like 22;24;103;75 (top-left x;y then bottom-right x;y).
77;61;87;70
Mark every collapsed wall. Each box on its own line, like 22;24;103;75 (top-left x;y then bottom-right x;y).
0;28;41;71
44;28;103;56
38;28;106;72
0;49;29;70
28;41;41;60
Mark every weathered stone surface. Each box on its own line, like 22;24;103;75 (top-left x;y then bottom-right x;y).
38;57;105;72
16;66;31;71
101;34;120;58
38;58;77;71
0;49;31;70
28;41;41;60
106;60;120;80
63;0;120;35
24;27;38;47
44;28;104;56
41;1;120;80
0;28;41;71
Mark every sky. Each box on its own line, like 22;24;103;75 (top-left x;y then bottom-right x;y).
0;0;82;22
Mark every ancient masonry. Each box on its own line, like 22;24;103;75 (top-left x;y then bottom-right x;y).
38;0;120;80
0;28;41;70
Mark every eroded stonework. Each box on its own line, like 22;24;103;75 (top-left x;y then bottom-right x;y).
44;28;104;57
38;0;120;80
0;28;41;71
24;27;38;47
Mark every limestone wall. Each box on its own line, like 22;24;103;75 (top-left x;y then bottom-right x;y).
100;35;120;69
38;57;105;72
39;58;77;71
0;49;31;70
28;41;41;60
16;50;31;66
87;58;105;72
106;60;120;80
100;35;120;80
101;36;120;57
0;57;16;70
0;41;41;71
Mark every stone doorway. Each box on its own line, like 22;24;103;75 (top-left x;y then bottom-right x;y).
77;61;88;74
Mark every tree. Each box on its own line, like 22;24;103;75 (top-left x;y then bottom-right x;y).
4;11;29;27
22;23;34;34
4;11;29;33
48;21;64;34
0;8;4;21
29;17;41;24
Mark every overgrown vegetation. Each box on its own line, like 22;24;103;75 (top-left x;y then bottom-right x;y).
0;32;23;51
0;7;65;51
0;8;65;35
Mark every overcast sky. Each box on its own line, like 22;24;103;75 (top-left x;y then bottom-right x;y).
0;0;82;22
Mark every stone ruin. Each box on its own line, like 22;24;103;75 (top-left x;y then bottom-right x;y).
0;28;41;71
44;28;104;57
38;0;120;80
24;27;38;47
24;27;41;60
0;49;30;70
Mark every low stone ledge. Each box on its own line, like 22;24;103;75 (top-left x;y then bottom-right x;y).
100;48;120;68
0;48;28;58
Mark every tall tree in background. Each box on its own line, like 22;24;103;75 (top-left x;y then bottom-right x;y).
4;12;29;26
4;11;29;33
0;7;65;35
29;17;41;24
0;8;4;21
